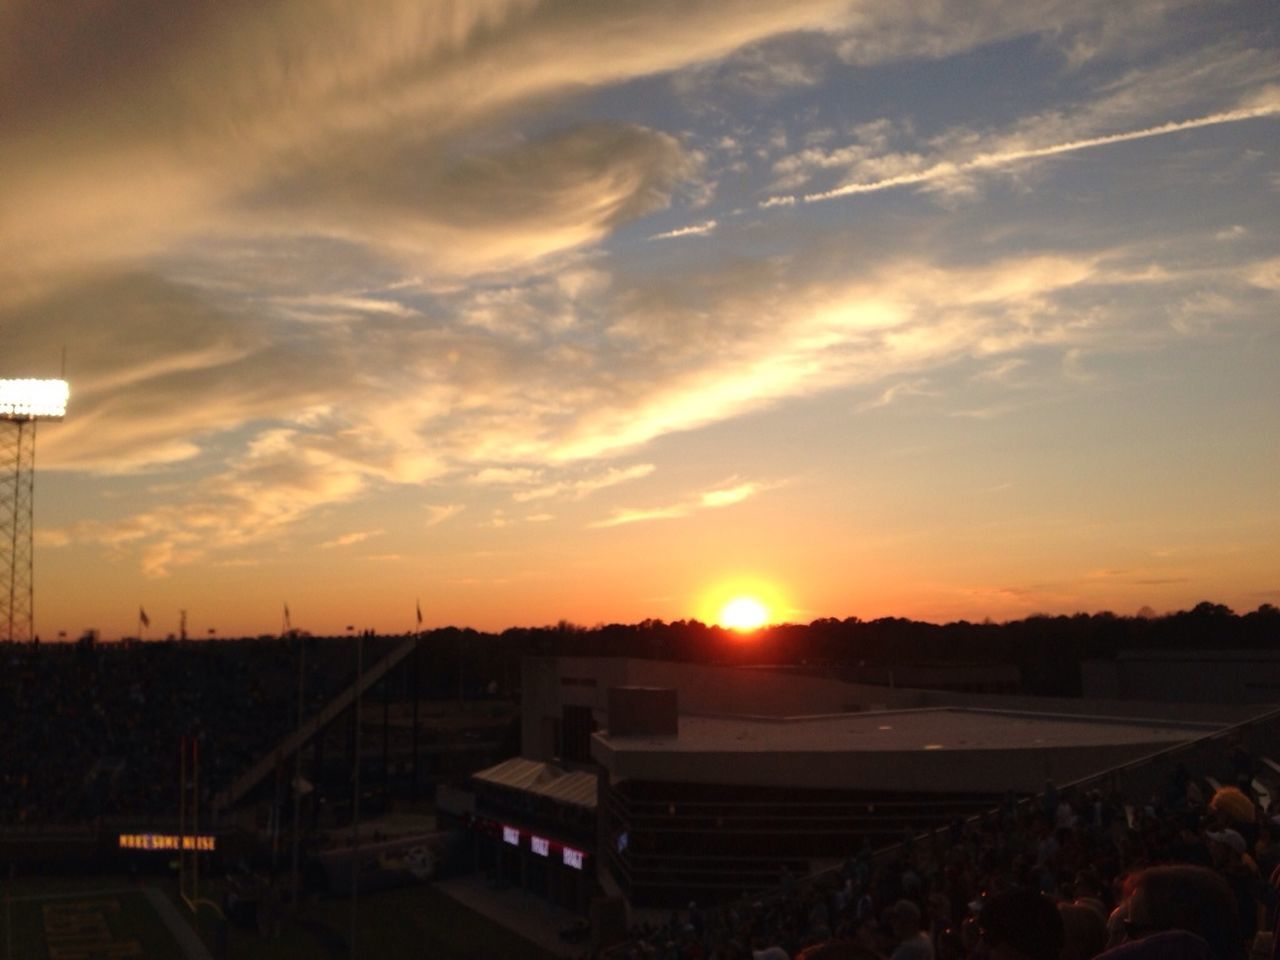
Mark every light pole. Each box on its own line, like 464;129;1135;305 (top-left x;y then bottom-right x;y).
0;378;68;642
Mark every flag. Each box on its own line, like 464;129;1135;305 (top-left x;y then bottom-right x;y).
139;607;150;628
416;599;423;627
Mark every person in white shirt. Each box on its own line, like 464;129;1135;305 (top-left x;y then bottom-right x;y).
886;899;934;960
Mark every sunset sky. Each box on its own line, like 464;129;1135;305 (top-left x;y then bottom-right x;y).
3;1;1277;639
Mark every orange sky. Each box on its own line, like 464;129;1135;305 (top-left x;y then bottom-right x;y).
2;1;1277;639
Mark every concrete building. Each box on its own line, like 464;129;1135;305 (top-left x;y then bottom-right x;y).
589;689;1214;905
446;656;1244;910
523;656;1253;763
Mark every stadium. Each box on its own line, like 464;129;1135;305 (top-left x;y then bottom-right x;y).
5;634;1280;958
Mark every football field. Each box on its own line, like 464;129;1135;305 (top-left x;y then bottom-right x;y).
3;877;559;960
1;885;207;960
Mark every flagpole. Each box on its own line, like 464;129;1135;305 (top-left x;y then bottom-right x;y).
350;630;363;960
291;627;305;910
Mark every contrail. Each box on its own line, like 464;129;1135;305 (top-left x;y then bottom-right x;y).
650;219;718;240
784;102;1280;206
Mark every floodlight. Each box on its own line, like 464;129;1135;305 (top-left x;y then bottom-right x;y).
0;378;69;641
0;378;69;420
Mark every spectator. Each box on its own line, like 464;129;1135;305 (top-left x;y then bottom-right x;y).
1096;930;1217;960
886;900;933;960
797;940;883;960
1059;902;1107;960
974;888;1063;960
1207;830;1262;945
1212;788;1259;848
1114;865;1244;960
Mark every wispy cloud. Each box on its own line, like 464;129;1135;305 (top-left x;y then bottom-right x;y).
513;464;656;502
783;101;1280;205
320;530;383;549
855;378;935;412
12;1;1275;591
589;506;688;529
470;467;543;485
649;219;718;240
972;358;1028;383
591;479;772;528
424;504;464;527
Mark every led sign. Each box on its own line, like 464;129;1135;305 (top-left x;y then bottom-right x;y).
563;848;584;870
118;833;215;852
502;826;520;846
531;836;550;857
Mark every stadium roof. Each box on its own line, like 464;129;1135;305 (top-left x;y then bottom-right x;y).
591;707;1219;793
473;756;597;809
599;707;1210;753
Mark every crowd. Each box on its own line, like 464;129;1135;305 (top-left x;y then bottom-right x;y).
0;637;342;824
600;750;1280;960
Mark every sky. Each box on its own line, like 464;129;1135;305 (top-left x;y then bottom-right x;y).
2;0;1277;639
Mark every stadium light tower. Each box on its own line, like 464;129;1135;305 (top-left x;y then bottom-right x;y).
0;378;69;642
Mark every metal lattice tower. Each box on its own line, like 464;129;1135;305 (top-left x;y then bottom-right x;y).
0;378;68;643
0;418;36;642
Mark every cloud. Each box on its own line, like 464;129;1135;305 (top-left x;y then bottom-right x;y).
947;405;1014;420
650;220;718;241
45;425;378;576
470;467;543;486
512;464;656;503
589;506;687;529
11;1;1274;581
591;478;771;528
856;379;935;412
785;101;1280;205
832;0;1195;68
424;504;464;527
699;482;760;508
1242;258;1280;291
761;40;1280;206
32;233;1251;575
264;123;697;278
972;358;1028;383
548;251;1106;462
0;0;860;299
320;530;383;549
671;32;830;103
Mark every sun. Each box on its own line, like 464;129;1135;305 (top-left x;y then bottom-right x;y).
718;595;770;631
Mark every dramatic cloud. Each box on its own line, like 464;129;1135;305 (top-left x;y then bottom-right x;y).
6;1;1276;620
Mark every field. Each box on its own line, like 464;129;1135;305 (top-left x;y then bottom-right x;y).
1;876;559;960
213;884;560;960
1;883;194;959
